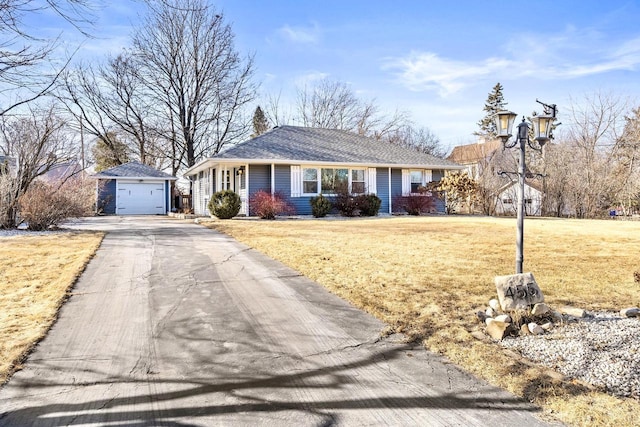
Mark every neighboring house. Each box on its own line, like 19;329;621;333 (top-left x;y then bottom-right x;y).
447;137;502;180
92;161;177;215
184;125;464;216
495;180;543;216
0;155;17;177
39;161;84;183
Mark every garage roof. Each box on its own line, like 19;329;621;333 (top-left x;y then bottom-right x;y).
92;161;177;180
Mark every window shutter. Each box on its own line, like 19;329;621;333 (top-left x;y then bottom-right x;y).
367;168;377;194
402;169;411;195
424;169;432;183
291;165;302;197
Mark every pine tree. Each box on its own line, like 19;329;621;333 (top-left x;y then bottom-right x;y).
475;83;507;139
92;133;130;172
251;106;270;137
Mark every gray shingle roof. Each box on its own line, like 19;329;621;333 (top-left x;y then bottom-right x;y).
214;126;460;167
92;161;176;179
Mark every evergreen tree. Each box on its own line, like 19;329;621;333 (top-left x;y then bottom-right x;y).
475;83;507;139
92;133;130;172
251;106;270;137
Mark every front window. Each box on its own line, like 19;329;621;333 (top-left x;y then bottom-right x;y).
351;169;365;194
321;168;348;194
303;168;318;193
411;170;423;193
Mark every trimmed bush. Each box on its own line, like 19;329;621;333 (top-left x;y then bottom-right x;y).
357;194;382;216
310;194;332;218
208;190;241;219
249;190;296;219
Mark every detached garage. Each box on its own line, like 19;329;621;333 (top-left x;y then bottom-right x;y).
93;162;177;215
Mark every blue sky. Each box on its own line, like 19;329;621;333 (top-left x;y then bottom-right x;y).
26;0;640;151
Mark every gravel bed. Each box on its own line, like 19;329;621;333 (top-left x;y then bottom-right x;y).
501;311;640;399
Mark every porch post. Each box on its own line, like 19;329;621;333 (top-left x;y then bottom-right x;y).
388;167;392;214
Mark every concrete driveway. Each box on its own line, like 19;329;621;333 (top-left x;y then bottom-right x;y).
0;216;555;426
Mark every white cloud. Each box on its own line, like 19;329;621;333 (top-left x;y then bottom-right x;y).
294;71;329;88
277;23;321;44
384;52;518;97
384;31;640;98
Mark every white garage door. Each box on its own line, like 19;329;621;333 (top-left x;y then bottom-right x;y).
117;181;165;215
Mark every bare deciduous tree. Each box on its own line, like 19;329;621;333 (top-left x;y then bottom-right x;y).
384;124;448;158
557;92;628;217
59;54;166;169
0;105;78;227
610;107;640;215
295;78;409;139
0;0;94;116
131;0;257;170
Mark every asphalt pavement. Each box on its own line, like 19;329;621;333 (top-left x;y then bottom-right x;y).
0;216;557;426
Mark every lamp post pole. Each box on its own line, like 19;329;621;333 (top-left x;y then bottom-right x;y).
515;121;528;274
495;101;557;275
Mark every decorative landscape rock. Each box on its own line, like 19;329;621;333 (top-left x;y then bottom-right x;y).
559;306;586;318
549;310;563;323
485;307;496;318
540;322;554;331
528;322;544;335
486;319;511;340
489;299;501;311
620;307;640;318
495;272;544;311
494;314;512;323
531;302;550;317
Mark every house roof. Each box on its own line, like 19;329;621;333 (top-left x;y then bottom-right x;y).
92;161;177;180
185;126;463;175
0;155;16;168
40;161;84;182
497;179;544;194
447;138;503;164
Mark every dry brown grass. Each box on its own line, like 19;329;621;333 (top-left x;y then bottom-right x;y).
0;231;104;384
205;215;640;427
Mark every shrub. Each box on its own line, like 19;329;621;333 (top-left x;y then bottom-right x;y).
332;183;360;217
310;194;332;218
208;190;241;219
357;194;382;216
249;190;296;219
18;179;95;230
393;193;436;216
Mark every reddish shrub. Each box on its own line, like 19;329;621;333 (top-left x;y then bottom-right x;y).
249;190;296;219
392;193;436;216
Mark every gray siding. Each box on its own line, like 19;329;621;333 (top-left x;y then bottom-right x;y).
432;169;446;213
249;164;271;194
97;179;116;214
376;167;390;214
248;164;272;216
275;164;313;215
432;169;445;181
390;168;403;212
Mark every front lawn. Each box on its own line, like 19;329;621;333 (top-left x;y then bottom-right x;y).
0;232;104;384
205;216;640;427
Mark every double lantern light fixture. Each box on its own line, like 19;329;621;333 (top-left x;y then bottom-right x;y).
493;100;557;274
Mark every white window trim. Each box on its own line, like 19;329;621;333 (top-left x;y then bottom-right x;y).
297;165;370;197
403;169;434;195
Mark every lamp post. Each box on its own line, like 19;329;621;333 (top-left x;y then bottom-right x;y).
494;101;557;274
